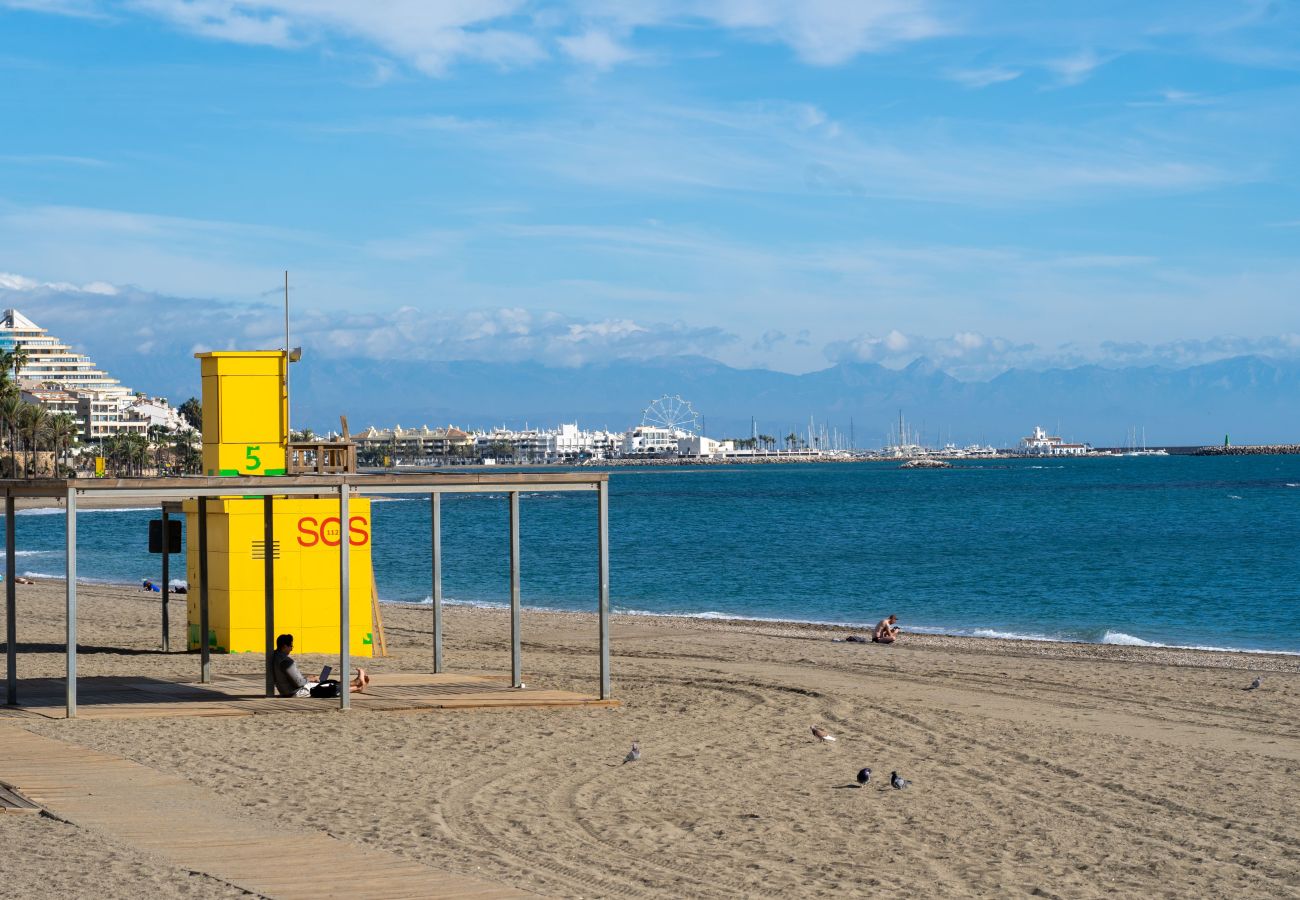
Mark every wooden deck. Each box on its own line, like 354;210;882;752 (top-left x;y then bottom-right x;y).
0;725;535;898
0;672;618;720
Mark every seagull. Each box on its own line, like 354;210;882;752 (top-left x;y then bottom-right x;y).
622;741;641;764
890;771;910;790
811;725;837;743
856;767;872;786
1245;676;1263;691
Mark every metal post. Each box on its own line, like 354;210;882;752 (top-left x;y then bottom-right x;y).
509;491;521;688
65;486;77;718
5;493;15;706
598;479;610;701
431;492;443;673
160;506;170;652
263;495;275;697
198;496;210;684
339;483;350;710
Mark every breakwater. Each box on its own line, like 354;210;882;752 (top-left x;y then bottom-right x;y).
1193;445;1300;456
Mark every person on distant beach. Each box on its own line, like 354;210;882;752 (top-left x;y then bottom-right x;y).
271;633;369;697
873;615;900;644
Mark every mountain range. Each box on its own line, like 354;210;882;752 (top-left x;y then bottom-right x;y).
97;348;1300;448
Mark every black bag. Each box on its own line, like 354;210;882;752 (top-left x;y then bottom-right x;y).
309;681;341;698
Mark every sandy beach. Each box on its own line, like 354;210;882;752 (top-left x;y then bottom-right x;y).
2;579;1298;898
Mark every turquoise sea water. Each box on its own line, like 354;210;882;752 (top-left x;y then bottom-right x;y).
6;455;1300;653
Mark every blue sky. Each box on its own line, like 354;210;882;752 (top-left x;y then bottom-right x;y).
1;0;1298;378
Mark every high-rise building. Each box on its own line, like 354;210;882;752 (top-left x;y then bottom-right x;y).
0;308;132;401
0;308;184;439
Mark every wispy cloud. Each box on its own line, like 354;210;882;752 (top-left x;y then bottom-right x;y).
1045;48;1109;86
947;66;1021;89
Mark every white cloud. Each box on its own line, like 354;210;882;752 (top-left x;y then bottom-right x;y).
125;0;544;73
824;328;1300;380
0;271;119;295
33;0;951;75
0;275;734;367
694;0;948;65
557;29;637;69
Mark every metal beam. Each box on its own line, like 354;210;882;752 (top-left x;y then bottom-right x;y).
509;490;521;688
160;506;170;652
430;492;443;673
5;493;15;706
339;483;350;710
598;479;610;701
263;495;275;697
198;496;210;684
65;486;77;718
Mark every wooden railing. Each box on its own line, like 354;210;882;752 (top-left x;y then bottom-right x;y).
286;441;358;474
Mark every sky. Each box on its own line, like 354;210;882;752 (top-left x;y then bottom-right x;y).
0;0;1298;380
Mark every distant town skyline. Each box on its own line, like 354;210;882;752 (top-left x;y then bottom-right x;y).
1;2;1298;380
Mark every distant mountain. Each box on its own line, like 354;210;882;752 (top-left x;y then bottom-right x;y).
94;348;1300;447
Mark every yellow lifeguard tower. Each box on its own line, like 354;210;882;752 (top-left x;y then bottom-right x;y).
185;350;373;655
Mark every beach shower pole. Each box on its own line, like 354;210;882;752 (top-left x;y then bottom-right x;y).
598;479;610;701
198;496;210;684
509;491;521;688
339;482;350;710
5;492;15;706
430;492;443;673
263;495;275;698
160;506;170;652
65;485;77;718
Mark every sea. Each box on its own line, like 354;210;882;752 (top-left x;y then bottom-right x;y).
5;455;1300;654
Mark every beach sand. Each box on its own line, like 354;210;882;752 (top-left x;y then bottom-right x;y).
3;580;1298;898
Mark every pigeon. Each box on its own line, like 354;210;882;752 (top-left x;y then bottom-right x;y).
622;741;641;764
890;771;910;790
856;767;872;786
1245;676;1263;691
811;725;837;743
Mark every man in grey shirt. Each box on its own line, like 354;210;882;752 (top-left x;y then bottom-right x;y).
272;633;369;697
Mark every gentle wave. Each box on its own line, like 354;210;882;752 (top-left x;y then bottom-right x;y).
14;506;152;517
373;598;1297;656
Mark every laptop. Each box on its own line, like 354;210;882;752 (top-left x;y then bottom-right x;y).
318;665;332;684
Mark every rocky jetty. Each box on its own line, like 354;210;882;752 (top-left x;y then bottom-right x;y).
1193;445;1300;456
899;458;952;469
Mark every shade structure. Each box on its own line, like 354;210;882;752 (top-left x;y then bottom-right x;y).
0;471;612;717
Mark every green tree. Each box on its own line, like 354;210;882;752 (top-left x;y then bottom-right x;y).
0;393;23;477
19;402;49;477
47;413;78;476
178;397;202;431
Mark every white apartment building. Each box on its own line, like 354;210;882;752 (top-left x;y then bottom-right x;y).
620;425;680;456
2;309;173;440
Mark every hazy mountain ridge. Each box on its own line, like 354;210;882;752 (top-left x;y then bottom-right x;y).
92;345;1300;447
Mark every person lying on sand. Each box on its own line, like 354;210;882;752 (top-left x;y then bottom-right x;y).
271;633;369;698
873;615;900;644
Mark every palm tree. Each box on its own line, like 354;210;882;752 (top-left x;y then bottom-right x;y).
46;413;78;476
17;403;47;476
0;347;29;397
0;392;23;477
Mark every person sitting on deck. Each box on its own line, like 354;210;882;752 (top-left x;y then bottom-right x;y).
271;633;369;698
873;615;901;644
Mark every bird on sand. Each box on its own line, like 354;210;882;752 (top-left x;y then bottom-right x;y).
623;741;641;764
1245;676;1263;691
856;767;872;786
890;771;910;790
811;725;837;743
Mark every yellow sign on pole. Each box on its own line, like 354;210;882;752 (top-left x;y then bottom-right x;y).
94;456;105;477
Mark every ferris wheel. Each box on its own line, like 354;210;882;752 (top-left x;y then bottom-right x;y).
641;394;700;435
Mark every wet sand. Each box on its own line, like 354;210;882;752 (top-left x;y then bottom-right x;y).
3;580;1298;898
